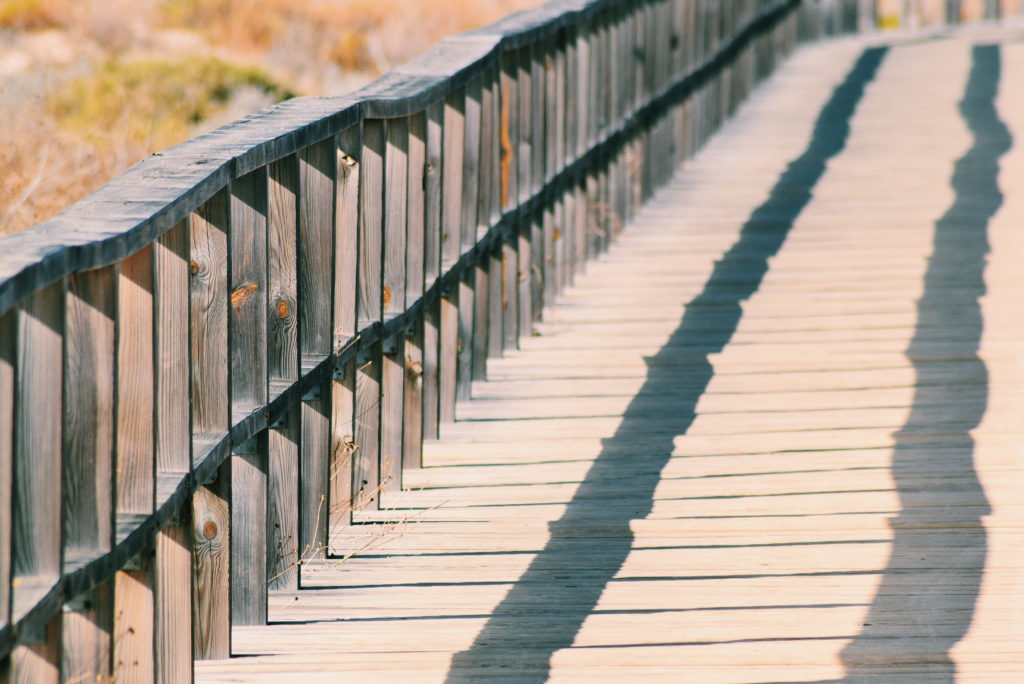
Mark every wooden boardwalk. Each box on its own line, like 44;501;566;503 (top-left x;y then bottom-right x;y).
197;27;1024;682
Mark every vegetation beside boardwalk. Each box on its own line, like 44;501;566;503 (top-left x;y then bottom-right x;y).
0;0;540;235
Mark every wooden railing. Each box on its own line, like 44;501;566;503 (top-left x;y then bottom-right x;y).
0;0;977;680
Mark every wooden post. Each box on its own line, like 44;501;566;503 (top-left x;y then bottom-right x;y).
421;101;444;442
61;267;115;682
382;116;409;493
328;125;359;533
189;191;231;660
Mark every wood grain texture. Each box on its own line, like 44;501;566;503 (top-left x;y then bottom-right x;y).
358;120;384;328
403;318;424;470
500;52;518;211
516;46;533;202
11;613;59;683
299;138;336;358
0;310;13;630
190;190;230;444
299;385;327;561
13;282;62;584
442;91;465;268
268;405;300;591
406;112;426;306
478;72;495;236
422;103;444;441
61;582;111;683
155;523;192;684
353;345;382;511
488;248;503;359
380;350;404;494
63;267;115;560
269;154;299;386
335;127;360;350
461;78;482;249
192;463;230;660
439;294;458;425
231;437;267;626
327;370;352;536
384;117;408;316
118;246;155;519
230;168;269;414
113;559;154;681
472;263;489;382
155;222;191;478
456;273;475;402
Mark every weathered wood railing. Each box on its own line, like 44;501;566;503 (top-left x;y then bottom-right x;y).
4;0;1006;679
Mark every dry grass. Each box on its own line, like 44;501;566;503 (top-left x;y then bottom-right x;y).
0;0;543;235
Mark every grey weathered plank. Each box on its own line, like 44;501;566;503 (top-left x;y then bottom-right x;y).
229;168;269;415
404;112;427;469
353;345;382;511
63;267;115;559
231;436;267;626
60;267;115;683
439;293;458;425
335;126;360;350
472;262;489;382
155;222;190;479
421;102;443;441
403;318;425;470
192;462;230;660
12;614;59;682
117;246;155;520
62;582;111;683
358;121;384;328
155;523;191;684
0;310;12;633
190;190;230;446
268;155;299;388
299;139;337;361
268;406;300;592
381;117;409;491
113;557;154;681
301;378;329;561
13;282;63;587
333;366;358;532
442;90;465;269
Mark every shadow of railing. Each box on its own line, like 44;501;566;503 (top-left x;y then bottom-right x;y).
445;46;889;683
838;44;1008;682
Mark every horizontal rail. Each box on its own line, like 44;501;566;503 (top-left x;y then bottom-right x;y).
4;0;1016;679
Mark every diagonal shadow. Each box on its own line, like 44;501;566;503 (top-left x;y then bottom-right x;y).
445;47;889;682
838;44;1008;682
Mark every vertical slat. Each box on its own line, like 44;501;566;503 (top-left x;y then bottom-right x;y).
472;262;489;382
153;219;192;683
61;267;115;683
517;46;534;336
404;112;427;468
440;90;465;425
230;168;269;415
354;119;385;510
229;168;269;627
0;310;13;637
11;281;63;682
230;436;267;627
154;523;191;684
457;79;482;402
267;154;300;595
296;136;337;554
114;244;155;681
327;126;359;533
299;382;327;565
189;190;230;661
190;189;230;446
269;155;299;393
382;117;408;493
191;462;229;659
268;406;299;591
422;102;443;441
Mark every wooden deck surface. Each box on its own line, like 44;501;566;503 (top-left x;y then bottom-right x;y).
197;26;1024;682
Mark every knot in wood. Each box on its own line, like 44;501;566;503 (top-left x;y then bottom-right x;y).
276;299;290;319
202;521;218;540
231;282;259;308
190;260;200;276
382;285;392;308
